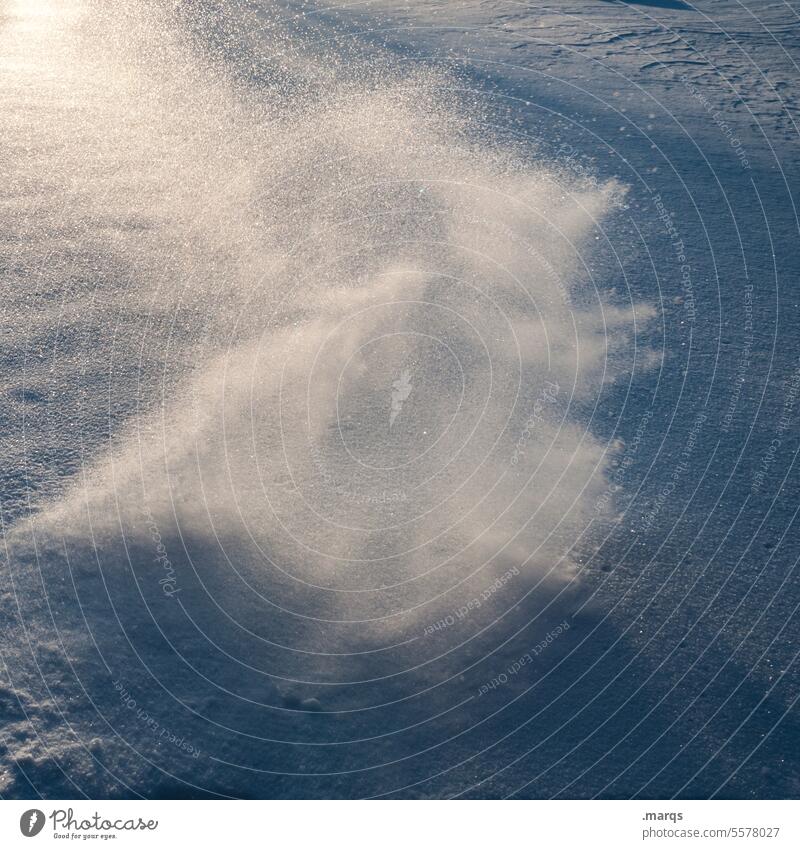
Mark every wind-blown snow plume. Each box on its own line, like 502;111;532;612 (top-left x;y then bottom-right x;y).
0;0;652;796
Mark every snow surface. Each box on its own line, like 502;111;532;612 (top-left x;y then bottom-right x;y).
0;0;798;799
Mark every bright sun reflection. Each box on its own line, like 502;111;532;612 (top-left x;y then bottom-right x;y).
12;0;59;15
1;0;81;71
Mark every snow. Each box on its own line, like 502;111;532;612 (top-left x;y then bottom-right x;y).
0;0;798;799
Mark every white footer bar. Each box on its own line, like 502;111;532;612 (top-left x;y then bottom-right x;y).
4;800;797;848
